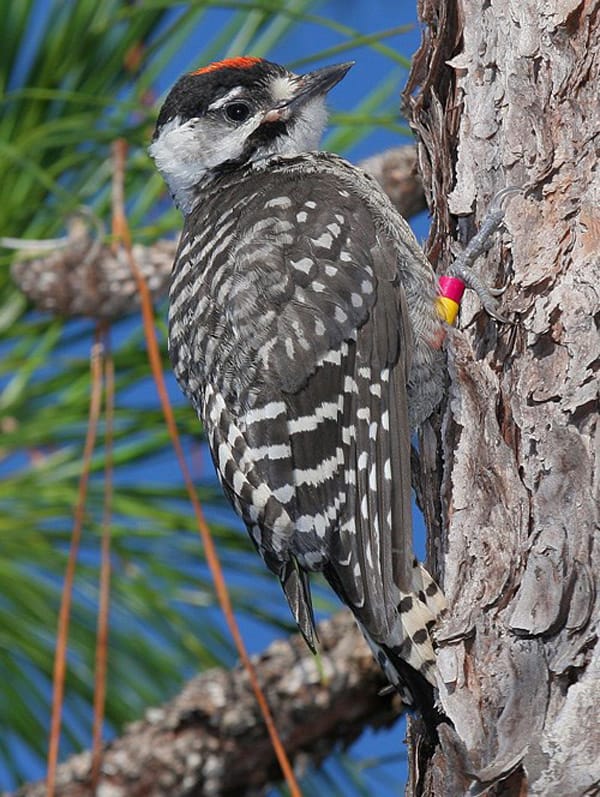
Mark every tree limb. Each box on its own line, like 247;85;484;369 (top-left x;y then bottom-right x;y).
14;613;403;797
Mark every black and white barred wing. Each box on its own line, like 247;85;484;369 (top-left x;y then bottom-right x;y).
199;175;440;679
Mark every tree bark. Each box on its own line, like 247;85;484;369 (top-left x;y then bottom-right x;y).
405;1;600;795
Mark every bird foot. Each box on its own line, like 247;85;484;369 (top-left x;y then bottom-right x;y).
447;186;520;323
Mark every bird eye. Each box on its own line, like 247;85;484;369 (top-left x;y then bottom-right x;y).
224;102;251;123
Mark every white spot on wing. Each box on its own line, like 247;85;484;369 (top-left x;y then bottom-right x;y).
273;483;295;502
342;424;356;444
311;232;333;249
246;443;292;461
302;551;325;568
319;348;342;366
218;443;231;473
314;514;327;537
369;464;378;492
232;470;245;495
265;196;292;208
288;400;339;434
291;256;313;274
360;495;368;519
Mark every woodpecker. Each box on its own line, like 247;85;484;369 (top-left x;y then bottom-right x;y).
150;57;453;716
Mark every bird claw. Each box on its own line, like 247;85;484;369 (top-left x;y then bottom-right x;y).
448;186;520;323
483;303;511;325
487;279;509;298
488;185;522;213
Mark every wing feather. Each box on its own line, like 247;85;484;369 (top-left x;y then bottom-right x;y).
200;171;417;653
326;278;414;641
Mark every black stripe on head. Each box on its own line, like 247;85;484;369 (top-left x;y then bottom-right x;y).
154;58;287;134
215;120;289;173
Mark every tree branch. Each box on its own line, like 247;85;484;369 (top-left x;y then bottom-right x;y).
14;613;403;797
359;145;426;219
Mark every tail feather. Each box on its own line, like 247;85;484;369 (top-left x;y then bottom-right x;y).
280;558;317;653
411;559;447;619
359;560;446;731
377;641;445;733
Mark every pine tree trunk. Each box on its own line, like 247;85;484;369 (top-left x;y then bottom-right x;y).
405;1;600;794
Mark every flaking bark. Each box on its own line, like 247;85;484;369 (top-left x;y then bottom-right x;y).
405;1;600;794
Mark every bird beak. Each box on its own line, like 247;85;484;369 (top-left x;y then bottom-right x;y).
262;61;354;124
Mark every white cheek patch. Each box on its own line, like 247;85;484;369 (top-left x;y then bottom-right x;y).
149;116;197;170
149;113;262;212
148;89;330;213
203;117;263;167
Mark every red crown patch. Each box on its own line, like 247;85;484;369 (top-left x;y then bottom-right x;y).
191;56;263;76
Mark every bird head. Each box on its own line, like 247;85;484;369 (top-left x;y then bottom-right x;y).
149;57;353;212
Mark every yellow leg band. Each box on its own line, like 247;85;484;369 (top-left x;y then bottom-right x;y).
436;296;459;325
